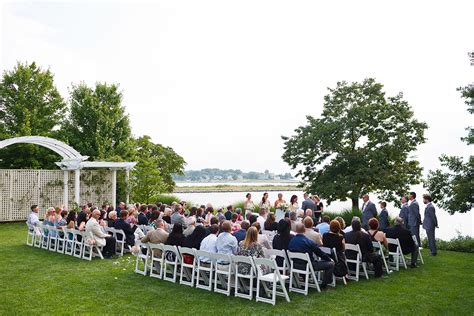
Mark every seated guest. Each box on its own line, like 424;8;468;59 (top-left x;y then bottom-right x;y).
316;215;331;236
224;205;233;221
289;211;297;232
148;210;160;229
368;218;388;248
206;217;219;235
165;223;185;261
216;221;238;255
57;210;68;227
256;208;267;230
66;211;76;229
249;215;258;226
27;205;40;228
231;213;240;232
76;209;89;231
162;208;172;224
272;219;294;267
379;201;389;231
199;224;219;263
126;207;138;225
141;219;169;252
233;221;250;243
171;205;186;227
138;205;148;225
85;210;116;258
114;210;136;247
183;225;207;250
235;208;243;221
107;211;117;228
343;216;367;234
288;223;335;288
385;217;418;268
216;208;226;222
183;217;196;237
237;227;265;274
264;213;279;231
303;217;323;246
252;222;272;249
334;216;346;237
323;220;345;254
345;220;383;277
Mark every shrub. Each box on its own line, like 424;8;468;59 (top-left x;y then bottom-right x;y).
323;209;363;228
422;234;474;253
155;194;181;205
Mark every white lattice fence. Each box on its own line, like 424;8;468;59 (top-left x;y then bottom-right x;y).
0;169;113;222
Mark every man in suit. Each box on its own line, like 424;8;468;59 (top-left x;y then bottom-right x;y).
361;194;377;230
408;192;422;246
385;216;418;267
422;194;438;256
114;210;136;247
301;193;316;214
398;196;409;229
378;201;389;231
141;219;168;256
137;205;148;225
86;210;116;258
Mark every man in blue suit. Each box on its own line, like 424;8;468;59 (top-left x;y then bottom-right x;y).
408;192;422;246
398;196;409;229
361;194;377;230
378;201;389;231
422;194;438;256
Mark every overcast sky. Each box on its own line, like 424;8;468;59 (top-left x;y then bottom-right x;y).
1;0;472;174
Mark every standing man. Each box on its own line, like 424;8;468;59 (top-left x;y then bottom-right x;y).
301;193;316;215
399;196;409;229
361;194;377;230
408;192;422;246
422;194;438;256
378;201;389;231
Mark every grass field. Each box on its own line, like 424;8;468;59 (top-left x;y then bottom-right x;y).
1;222;473;315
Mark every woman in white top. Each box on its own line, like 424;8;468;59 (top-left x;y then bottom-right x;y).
244;193;254;211
289;195;299;212
259;192;271;210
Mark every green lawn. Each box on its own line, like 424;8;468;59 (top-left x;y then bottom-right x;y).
0;223;473;315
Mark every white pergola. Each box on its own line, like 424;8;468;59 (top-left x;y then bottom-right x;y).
0;136;136;208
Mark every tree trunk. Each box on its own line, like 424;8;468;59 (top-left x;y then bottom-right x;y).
351;198;359;210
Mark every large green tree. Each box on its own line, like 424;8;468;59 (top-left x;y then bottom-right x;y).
424;76;473;214
282;78;428;209
131;135;186;203
0;62;66;168
62;82;135;161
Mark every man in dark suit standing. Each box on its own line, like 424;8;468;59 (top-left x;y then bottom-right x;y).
361;194;377;230
301;193;316;213
378;201;389;231
398;196;409;229
385;217;418;267
422;194;438;256
408;192;422;246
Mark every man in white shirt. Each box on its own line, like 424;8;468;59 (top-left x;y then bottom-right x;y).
199;224;219;263
343;216;367;234
216;221;238;256
27;205;40;229
86;210;116;258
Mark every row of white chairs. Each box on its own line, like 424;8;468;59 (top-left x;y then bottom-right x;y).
26;224;129;260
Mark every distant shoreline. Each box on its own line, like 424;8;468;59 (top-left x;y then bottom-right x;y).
173;184;302;193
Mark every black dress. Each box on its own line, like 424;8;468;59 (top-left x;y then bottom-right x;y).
322;232;344;253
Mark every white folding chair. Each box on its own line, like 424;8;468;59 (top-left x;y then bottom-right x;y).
48;226;59;252
82;232;104;260
33;225;44;248
253;257;290;305
211;253;234;296
42;225;51;250
63;228;74;255
387;238;407;271
287;251;320;295
263;231;277;243
195;250;214;291
263;248;290;276
178;246;196;287
113;228;127;256
148;243;165;279
56;228;66;254
135;242;150;275
72;229;84;258
233;255;257;300
162;245;181;283
26;223;35;246
319;247;337;287
345;243;369;281
372;241;391;274
412;235;424;265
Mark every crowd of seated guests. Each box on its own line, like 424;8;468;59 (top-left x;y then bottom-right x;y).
27;197;419;277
